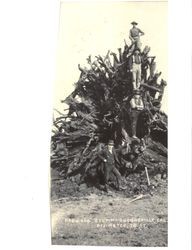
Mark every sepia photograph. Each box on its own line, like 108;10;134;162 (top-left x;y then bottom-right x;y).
1;1;191;249
50;1;168;246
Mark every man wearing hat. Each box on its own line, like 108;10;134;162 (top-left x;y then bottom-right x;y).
129;21;144;50
130;89;144;110
129;90;144;139
128;48;142;90
97;140;127;191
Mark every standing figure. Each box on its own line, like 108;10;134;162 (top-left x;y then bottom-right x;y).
158;79;167;102
129;90;144;139
97;141;126;192
129;48;142;90
129;21;144;50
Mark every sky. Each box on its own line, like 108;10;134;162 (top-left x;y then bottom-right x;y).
54;1;168;114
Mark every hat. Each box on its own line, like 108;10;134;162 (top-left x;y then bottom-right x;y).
131;21;138;25
133;89;141;95
131;139;140;146
133;48;141;53
152;99;161;107
108;140;114;146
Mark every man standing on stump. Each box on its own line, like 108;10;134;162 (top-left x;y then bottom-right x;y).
129;21;144;50
129;48;142;90
129;89;144;139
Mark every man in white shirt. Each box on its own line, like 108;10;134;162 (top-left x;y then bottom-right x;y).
129;90;144;139
129;48;142;90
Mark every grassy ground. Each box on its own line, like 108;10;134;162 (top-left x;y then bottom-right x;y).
50;169;167;246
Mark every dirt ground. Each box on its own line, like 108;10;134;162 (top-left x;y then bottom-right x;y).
50;167;167;247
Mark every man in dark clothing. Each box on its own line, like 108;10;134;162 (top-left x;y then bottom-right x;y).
114;138;146;177
97;141;126;191
127;138;146;170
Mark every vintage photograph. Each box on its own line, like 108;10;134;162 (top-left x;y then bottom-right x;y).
50;1;168;246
